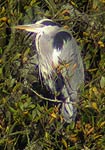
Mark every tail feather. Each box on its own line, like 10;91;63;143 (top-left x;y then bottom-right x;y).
61;93;77;123
54;73;78;123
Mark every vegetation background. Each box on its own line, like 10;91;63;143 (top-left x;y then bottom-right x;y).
0;0;105;149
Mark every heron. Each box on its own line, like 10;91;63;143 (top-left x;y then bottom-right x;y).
15;19;84;123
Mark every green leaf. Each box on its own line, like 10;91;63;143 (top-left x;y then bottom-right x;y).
12;53;21;61
0;68;2;75
8;106;17;113
100;76;105;88
0;47;2;54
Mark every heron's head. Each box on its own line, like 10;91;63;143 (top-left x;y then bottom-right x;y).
15;19;60;34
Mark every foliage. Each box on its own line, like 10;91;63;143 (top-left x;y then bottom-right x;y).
0;0;105;150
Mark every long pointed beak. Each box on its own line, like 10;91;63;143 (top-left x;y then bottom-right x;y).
14;24;44;33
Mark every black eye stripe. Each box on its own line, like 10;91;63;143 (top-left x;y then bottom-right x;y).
41;20;61;27
53;31;72;50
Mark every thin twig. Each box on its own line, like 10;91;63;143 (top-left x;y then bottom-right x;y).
27;86;62;103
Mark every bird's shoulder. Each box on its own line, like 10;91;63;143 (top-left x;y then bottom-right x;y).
52;29;73;50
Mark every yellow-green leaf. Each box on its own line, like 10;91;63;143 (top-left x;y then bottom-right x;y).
62;138;67;148
100;76;105;88
91;102;99;112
